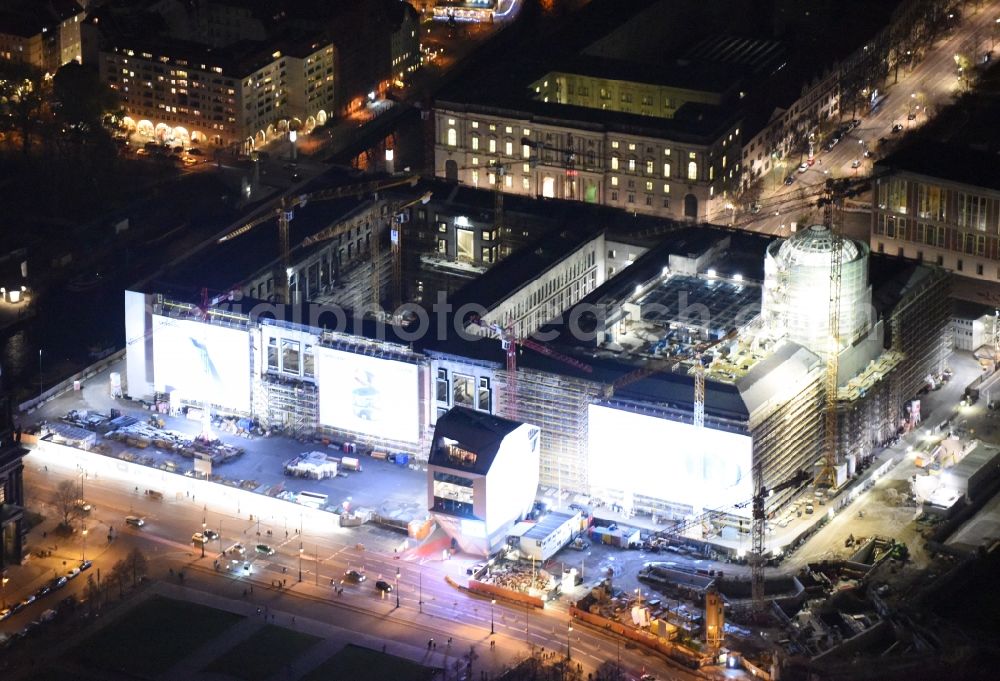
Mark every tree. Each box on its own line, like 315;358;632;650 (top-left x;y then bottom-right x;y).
53;480;81;529
124;547;148;586
110;559;129;598
0;59;49;154
84;574;101;615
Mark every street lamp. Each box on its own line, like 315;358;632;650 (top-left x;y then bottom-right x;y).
2;573;9;608
491;598;496;635
201;522;207;558
298;545;304;582
395;568;401;608
566;621;573;660
81;527;88;562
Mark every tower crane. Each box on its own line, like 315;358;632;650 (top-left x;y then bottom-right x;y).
814;177;871;489
749;468;812;615
217;175;420;305
469;317;592;420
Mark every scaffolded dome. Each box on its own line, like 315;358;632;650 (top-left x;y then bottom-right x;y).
762;225;872;353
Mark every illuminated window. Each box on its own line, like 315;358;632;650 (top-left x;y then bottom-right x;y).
448;118;455;125
505;140;513;156
664;148;671;156
267;338;278;371
471;169;479;185
447;128;457;146
628;157;636;172
522;143;530;158
453;374;475;406
611;140;619;149
628;143;636;151
645;160;654;174
471;135;479;150
478;377;491;412
488;138;496;153
663;183;670;194
505;174;513;188
505;126;512;133
472;121;479;129
687;161;697;180
522;163;530;172
646;181;653;191
663;163;671;177
436;368;449;403
523;128;530;136
280;339;300;375
611;156;619;171
611;176;618;187
522;177;530;190
709;166;714;181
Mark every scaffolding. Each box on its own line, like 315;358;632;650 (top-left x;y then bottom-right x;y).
258;376;319;436
504;367;597;495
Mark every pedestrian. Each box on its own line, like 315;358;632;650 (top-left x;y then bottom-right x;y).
448;637;452;646
433;642;436;650
428;639;432;650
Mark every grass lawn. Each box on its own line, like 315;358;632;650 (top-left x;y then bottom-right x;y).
203;624;321;680
302;644;437;681
70;596;243;677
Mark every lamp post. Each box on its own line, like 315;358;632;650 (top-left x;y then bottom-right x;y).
298;545;303;582
2;573;9;608
38;348;42;400
490;598;496;635
395;568;401;608
418;567;423;613
201;522;207;559
566;621;573;661
81;527;88;562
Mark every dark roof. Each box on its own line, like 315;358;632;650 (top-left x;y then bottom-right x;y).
0;0;82;37
876;141;1000;193
428;406;522;476
868;253;942;316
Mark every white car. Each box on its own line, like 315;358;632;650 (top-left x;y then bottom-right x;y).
192;532;208;545
851;159;862;168
797;162;809;173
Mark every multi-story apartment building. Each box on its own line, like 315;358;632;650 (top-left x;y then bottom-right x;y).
100;38;335;150
88;0;419;149
872;142;1000;282
0;0;83;74
0;393;27;571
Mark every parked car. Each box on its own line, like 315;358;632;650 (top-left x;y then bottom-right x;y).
228;543;246;556
125;515;145;527
851;159;862;168
891;123;904;133
784;174;796;186
74;499;92;512
344;569;367;583
203;529;219;541
255;544;275;556
192;532;208;545
80;560;93;571
375;580;393;593
797;162;809;173
0;608;11;621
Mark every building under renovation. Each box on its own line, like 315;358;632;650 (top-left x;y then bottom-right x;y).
124;174;950;555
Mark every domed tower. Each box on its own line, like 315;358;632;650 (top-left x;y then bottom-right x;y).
762;225;871;353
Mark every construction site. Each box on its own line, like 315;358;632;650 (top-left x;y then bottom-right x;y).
120;171;953;576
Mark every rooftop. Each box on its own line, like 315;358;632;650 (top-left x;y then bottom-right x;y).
428;406;524;476
876;141;1000;193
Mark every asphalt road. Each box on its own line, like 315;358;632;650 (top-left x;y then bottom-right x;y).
4;454;703;681
736;1;1000;237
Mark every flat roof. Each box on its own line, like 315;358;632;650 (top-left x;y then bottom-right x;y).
523;511;578;540
877;141;1000;193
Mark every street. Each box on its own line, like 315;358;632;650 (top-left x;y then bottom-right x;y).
735;1;1000;237
2;448;702;681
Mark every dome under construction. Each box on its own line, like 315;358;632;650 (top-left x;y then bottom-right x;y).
762;225;872;353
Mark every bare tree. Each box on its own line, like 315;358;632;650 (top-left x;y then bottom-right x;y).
124;547;149;586
54;479;81;529
111;559;129;598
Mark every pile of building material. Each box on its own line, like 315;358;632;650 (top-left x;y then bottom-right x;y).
284;451;339;479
